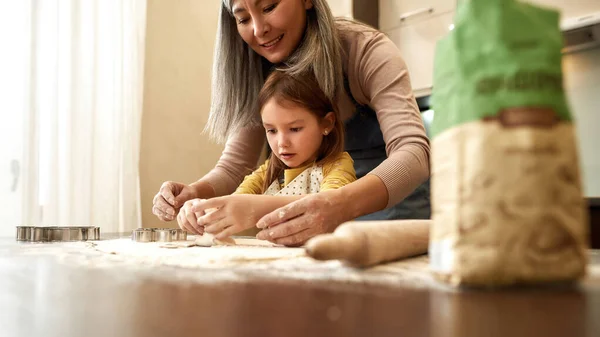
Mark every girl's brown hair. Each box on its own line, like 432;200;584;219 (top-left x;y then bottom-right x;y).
258;70;345;193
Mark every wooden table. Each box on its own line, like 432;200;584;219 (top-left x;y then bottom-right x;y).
1;235;599;337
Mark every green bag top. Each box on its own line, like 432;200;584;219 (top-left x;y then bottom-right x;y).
430;0;571;138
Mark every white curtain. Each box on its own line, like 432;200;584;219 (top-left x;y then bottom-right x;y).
0;0;147;236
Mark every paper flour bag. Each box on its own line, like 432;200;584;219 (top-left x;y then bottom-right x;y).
429;0;589;286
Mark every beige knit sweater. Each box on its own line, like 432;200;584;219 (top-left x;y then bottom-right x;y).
200;21;430;208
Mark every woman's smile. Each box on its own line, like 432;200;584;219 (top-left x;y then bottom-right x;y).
260;34;284;49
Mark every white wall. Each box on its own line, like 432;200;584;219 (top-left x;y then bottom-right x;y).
140;0;224;228
563;47;600;198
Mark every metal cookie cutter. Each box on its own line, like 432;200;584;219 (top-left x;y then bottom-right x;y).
131;228;154;242
31;227;47;242
131;228;187;243
16;226;34;242
16;226;101;242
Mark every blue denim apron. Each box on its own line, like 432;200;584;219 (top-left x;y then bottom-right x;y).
344;93;431;220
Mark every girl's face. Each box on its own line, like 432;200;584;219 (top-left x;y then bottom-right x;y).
261;98;333;168
231;0;313;64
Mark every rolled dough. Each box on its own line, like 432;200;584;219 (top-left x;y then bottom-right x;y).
194;233;236;247
158;236;279;249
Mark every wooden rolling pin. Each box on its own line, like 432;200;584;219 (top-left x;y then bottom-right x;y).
305;220;431;267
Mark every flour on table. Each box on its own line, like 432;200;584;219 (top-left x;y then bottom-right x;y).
9;240;599;291
90;236;305;268
6;240;491;290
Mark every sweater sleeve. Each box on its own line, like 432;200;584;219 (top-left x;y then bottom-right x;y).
320;152;357;191
198;126;265;196
233;161;268;195
346;30;431;208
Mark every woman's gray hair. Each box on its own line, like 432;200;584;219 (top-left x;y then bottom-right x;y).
205;0;344;143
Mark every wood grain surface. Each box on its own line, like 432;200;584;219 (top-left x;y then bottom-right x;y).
1;235;599;337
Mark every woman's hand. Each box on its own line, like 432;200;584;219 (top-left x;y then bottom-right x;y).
192;195;274;239
152;181;198;221
152;181;196;221
255;189;353;246
176;198;207;234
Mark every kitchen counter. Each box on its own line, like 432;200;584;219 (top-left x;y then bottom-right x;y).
1;235;599;337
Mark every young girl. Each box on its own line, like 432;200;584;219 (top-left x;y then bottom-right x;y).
176;70;356;239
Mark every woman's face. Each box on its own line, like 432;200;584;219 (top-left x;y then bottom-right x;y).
231;0;313;64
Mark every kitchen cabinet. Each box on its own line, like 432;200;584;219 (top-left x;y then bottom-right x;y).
525;0;600;23
385;10;454;96
380;1;456;95
379;0;455;31
380;0;600;95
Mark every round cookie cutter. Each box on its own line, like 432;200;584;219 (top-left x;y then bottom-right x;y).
154;228;178;242
131;228;155;242
131;228;187;243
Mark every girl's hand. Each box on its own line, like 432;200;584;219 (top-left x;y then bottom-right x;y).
191;195;269;239
255;189;351;246
177;198;206;235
